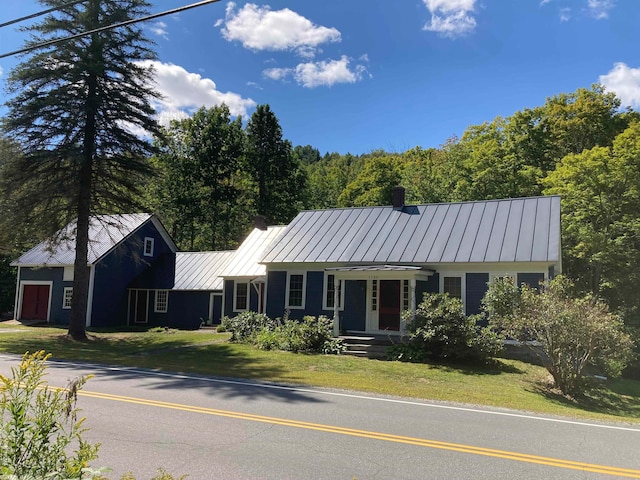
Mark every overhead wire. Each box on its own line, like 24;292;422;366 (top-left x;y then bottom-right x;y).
0;1;88;29
0;0;221;59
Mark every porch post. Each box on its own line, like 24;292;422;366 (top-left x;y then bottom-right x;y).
333;279;341;337
405;278;417;335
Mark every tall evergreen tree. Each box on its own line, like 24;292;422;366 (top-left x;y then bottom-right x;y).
1;0;160;340
245;104;307;224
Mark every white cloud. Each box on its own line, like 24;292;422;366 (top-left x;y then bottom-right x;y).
264;56;368;88
560;7;571;22
599;62;640;108
149;21;168;39
587;0;614;19
422;0;477;37
137;60;256;122
220;2;340;57
0;66;3;77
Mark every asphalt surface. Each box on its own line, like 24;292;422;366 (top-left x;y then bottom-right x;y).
0;354;638;479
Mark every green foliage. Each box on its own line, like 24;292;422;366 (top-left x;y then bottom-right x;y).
245;104;308;224
337;155;403;207
0;256;15;313
221;312;344;354
220;311;277;343
0;351;99;479
386;343;428;363
544;122;640;322
149;105;250;251
401;293;503;363
484;276;636;396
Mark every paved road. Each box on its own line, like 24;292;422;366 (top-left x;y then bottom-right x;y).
0;354;639;479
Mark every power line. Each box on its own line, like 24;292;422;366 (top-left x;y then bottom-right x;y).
0;0;221;59
0;1;88;29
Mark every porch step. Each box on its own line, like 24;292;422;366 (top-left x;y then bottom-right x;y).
339;335;393;359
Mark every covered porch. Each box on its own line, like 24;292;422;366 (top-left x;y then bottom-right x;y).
326;265;435;337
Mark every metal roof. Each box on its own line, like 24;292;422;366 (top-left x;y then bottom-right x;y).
11;213;166;266
325;265;425;272
173;251;235;291
260;196;561;265
220;226;286;278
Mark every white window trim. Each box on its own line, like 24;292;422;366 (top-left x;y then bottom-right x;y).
233;282;249;312
285;271;307;310
143;237;154;257
323;273;344;311
439;272;466;313
62;287;73;309
154;290;168;313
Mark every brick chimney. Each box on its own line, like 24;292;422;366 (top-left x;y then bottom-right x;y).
254;215;268;231
392;186;405;211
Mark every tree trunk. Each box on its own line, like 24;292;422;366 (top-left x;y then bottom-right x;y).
68;0;100;341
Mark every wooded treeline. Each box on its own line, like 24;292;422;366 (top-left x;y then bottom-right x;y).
2;84;640;330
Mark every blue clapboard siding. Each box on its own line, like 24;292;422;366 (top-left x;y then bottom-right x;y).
266;271;287;319
466;273;489;316
166;291;210;329
91;220;175;327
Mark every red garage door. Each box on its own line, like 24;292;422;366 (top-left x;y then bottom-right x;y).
21;284;50;321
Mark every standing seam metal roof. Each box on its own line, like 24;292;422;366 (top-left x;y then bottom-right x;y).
260;196;561;265
11;213;157;266
173;251;235;290
220;226;287;277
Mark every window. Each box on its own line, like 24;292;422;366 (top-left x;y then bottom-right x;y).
234;282;249;311
154;290;168;313
143;237;154;257
286;272;306;309
402;280;410;311
371;280;378;311
323;274;343;310
62;287;73;309
443;276;462;299
489;273;516;285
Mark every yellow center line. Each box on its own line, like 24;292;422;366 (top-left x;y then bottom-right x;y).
79;390;640;478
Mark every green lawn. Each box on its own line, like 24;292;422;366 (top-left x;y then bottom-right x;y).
0;323;638;423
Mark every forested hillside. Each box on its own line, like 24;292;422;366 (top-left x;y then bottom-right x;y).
2;85;639;331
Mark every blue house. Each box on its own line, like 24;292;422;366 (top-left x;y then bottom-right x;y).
259;190;562;336
12;213;178;328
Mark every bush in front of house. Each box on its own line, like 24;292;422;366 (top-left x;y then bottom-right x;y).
394;293;503;363
483;275;635;396
219;311;277;342
220;312;344;354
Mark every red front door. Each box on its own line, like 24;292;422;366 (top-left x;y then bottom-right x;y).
21;284;50;321
379;280;400;331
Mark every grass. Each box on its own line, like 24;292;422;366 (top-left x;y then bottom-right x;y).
0;323;639;423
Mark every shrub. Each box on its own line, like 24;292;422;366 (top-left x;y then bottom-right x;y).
0;351;99;479
221;312;343;354
220;311;277;342
401;293;503;362
483;275;636;396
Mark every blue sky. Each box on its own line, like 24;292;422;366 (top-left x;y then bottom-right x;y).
1;0;639;155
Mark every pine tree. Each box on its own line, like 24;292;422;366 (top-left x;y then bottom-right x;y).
1;0;160;340
245;104;307;224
